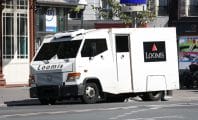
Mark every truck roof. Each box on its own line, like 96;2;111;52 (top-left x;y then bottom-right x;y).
43;29;96;43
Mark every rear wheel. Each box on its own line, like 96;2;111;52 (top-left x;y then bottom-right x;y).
140;91;164;101
81;83;100;104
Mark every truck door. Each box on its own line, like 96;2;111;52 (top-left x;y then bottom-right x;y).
115;35;132;92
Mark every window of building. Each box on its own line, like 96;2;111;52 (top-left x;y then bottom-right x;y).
17;13;28;58
17;0;28;9
101;0;113;19
116;35;129;52
3;0;14;9
3;13;14;58
188;0;198;16
179;0;198;17
2;0;28;59
81;39;107;57
158;0;168;16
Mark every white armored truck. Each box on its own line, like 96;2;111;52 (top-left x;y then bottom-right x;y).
29;28;179;104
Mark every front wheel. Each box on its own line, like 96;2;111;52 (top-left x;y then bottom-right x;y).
81;83;100;104
140;91;164;101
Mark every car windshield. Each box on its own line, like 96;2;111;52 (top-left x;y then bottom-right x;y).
34;40;82;61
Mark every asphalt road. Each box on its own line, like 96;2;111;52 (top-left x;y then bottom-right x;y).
0;100;198;120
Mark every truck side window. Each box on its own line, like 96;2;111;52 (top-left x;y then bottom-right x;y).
81;39;107;57
116;35;129;52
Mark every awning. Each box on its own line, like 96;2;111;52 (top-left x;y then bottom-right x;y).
37;0;87;6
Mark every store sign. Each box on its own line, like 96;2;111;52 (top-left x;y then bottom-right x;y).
120;0;147;4
121;4;146;12
143;41;166;62
46;8;57;32
179;36;198;69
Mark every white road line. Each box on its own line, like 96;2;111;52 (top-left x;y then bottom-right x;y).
109;109;150;120
0;105;137;118
109;103;198;120
125;115;184;120
0;103;197;119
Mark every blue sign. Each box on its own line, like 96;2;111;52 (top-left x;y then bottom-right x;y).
120;0;147;4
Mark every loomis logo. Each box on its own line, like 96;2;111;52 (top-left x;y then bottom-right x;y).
143;41;166;62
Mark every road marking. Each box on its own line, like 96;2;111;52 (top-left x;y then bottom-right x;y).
110;109;150;120
0;103;198;119
0;105;138;118
109;103;198;120
125;115;184;120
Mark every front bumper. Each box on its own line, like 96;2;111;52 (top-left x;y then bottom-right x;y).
30;84;84;99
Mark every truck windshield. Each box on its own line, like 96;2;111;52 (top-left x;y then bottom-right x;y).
34;40;82;61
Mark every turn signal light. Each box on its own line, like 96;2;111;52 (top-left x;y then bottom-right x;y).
67;72;81;82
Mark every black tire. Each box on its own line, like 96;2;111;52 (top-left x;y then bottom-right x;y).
140;91;164;101
39;98;49;105
81;83;100;104
49;98;56;105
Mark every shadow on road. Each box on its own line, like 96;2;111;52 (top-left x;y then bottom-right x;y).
4;99;83;107
4;99;40;106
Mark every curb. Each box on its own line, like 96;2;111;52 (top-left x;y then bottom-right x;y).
0;84;29;88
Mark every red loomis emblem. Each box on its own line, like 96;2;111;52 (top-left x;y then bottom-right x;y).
152;43;158;52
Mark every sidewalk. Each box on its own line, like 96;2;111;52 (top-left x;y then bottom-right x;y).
1;87;198;107
0;87;39;107
171;89;198;101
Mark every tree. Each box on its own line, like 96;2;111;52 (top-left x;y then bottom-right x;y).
92;0;155;27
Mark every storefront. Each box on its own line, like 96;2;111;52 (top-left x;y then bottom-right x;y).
177;18;198;88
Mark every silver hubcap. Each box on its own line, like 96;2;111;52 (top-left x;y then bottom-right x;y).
85;86;96;98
